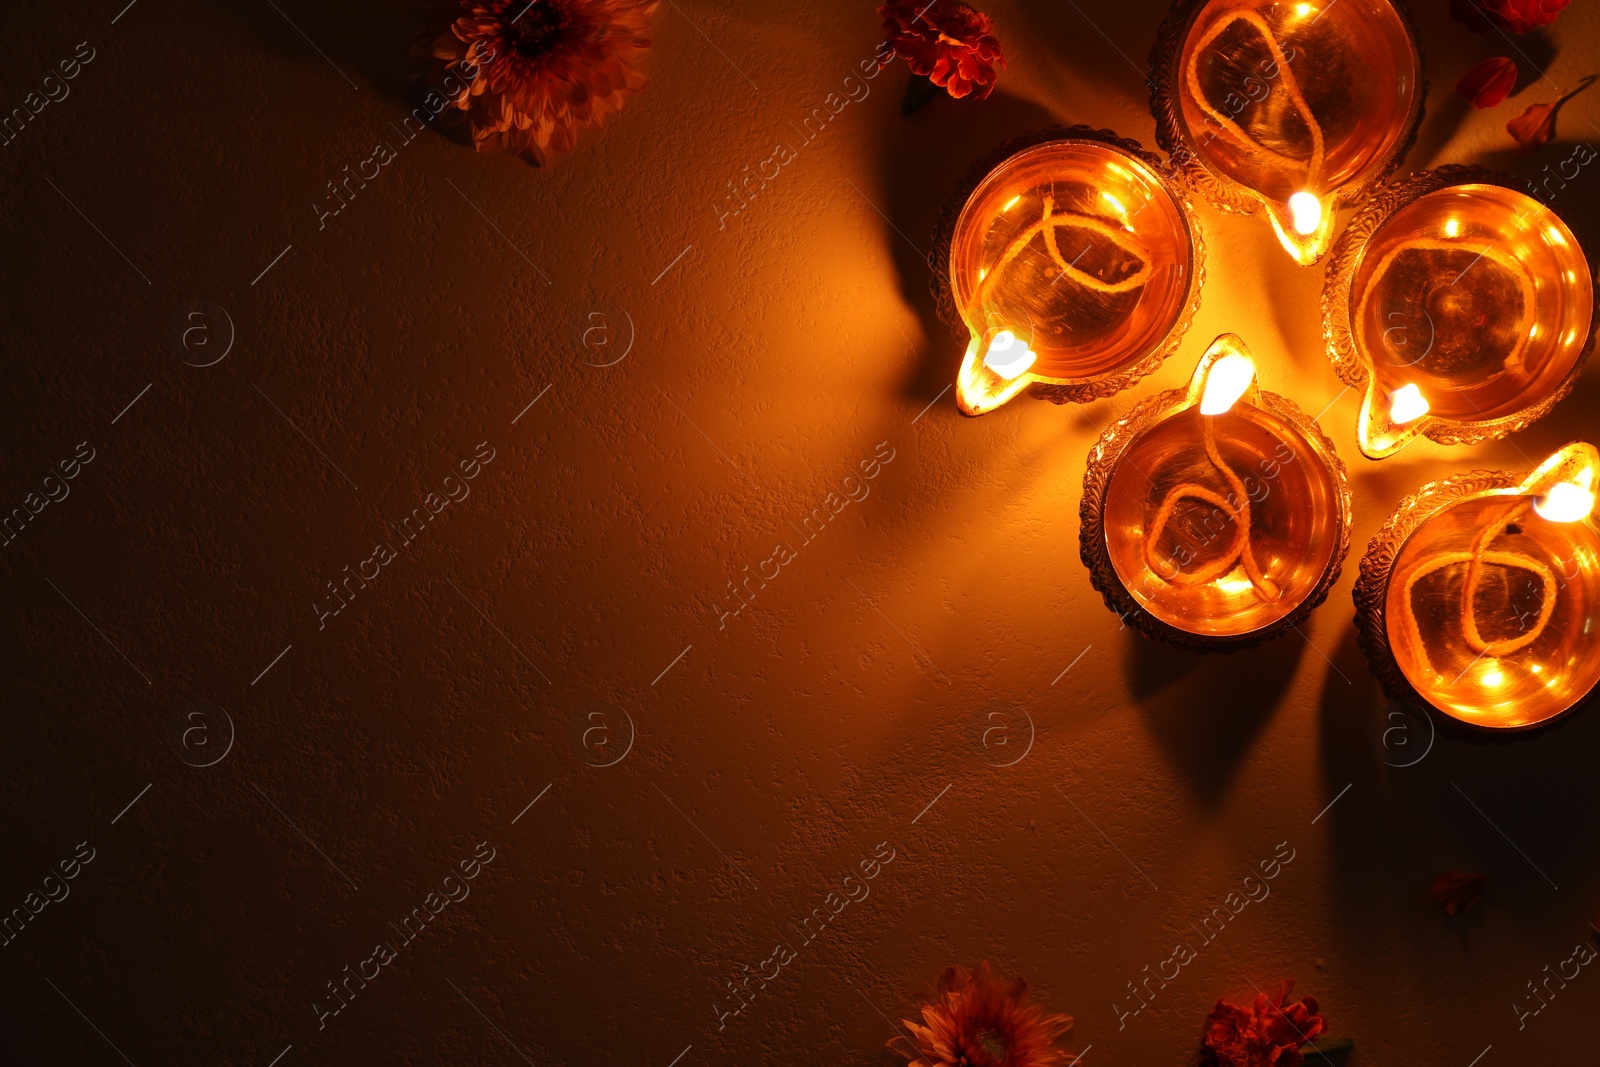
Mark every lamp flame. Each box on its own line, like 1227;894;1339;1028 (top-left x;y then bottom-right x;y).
1389;383;1429;424
1199;353;1257;415
983;329;1037;380
1265;192;1335;264
1516;443;1599;522
1535;479;1596;523
956;331;1034;416
1289;192;1323;236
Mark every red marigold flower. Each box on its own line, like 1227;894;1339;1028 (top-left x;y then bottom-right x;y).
878;0;1005;101
419;0;658;164
1451;0;1569;34
1455;57;1518;108
1201;980;1328;1067
889;962;1075;1067
1432;870;1488;915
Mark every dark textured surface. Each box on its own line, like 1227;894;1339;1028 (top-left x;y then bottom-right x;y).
4;1;1600;1064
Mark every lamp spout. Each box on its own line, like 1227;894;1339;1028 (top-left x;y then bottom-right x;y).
1199;353;1257;415
1265;192;1336;266
1522;442;1600;523
1356;381;1430;459
955;329;1034;416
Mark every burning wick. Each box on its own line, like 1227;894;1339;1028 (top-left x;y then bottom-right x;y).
1535;480;1596;523
983;329;1037;380
1389;383;1429;425
1144;354;1281;601
1199;353;1256;415
1288;192;1323;236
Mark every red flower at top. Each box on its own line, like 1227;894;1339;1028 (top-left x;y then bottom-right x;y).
879;0;1005;100
1451;0;1570;34
1201;980;1328;1067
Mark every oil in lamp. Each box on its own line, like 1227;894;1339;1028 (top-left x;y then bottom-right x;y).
1354;443;1600;730
1323;166;1596;459
930;127;1205;416
1080;334;1351;650
1149;0;1424;265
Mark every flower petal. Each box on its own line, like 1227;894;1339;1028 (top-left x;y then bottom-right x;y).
1508;99;1559;148
1431;870;1488;915
1455;56;1518;109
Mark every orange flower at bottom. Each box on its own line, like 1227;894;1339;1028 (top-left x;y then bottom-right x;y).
421;0;658;164
890;962;1075;1067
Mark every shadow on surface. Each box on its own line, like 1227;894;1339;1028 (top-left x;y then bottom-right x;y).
865;86;1059;404
1128;625;1306;808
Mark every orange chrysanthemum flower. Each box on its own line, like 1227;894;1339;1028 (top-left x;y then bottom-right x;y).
890;962;1075;1067
421;0;658;163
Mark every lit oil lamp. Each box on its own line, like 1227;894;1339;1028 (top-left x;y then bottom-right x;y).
1323;166;1596;459
931;127;1205;416
1080;334;1351;650
1354;443;1600;730
1150;0;1424;265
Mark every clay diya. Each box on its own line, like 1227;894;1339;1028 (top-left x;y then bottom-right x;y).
1081;334;1351;651
1150;0;1424;264
930;127;1205;416
1324;166;1596;459
1355;443;1600;731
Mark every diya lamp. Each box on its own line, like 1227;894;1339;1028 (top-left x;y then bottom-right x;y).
1150;0;1424;265
930;127;1205;416
1080;335;1351;651
1324;166;1597;459
1355;443;1600;731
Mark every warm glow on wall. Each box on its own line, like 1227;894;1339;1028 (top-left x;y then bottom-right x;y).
1080;335;1351;651
1324;168;1597;459
932;128;1204;416
1151;0;1423;265
1357;443;1600;730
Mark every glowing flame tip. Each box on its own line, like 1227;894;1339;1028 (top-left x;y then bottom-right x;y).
1535;480;1596;523
982;329;1036;381
1199;353;1256;415
1288;192;1323;236
1389;383;1429;425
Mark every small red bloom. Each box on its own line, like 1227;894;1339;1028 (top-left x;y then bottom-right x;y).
1432;870;1488;915
1451;0;1570;34
889;962;1075;1067
1456;57;1518;108
1201;980;1327;1067
878;0;1005;101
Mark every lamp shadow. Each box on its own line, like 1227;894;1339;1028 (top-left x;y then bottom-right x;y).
865;85;1059;405
1127;625;1306;809
210;0;424;106
1389;0;1558;166
1464;138;1600;249
1315;604;1600;970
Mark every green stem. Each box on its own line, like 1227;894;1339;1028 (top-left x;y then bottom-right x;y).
901;72;941;114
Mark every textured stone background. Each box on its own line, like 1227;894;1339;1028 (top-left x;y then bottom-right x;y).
3;0;1600;1063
